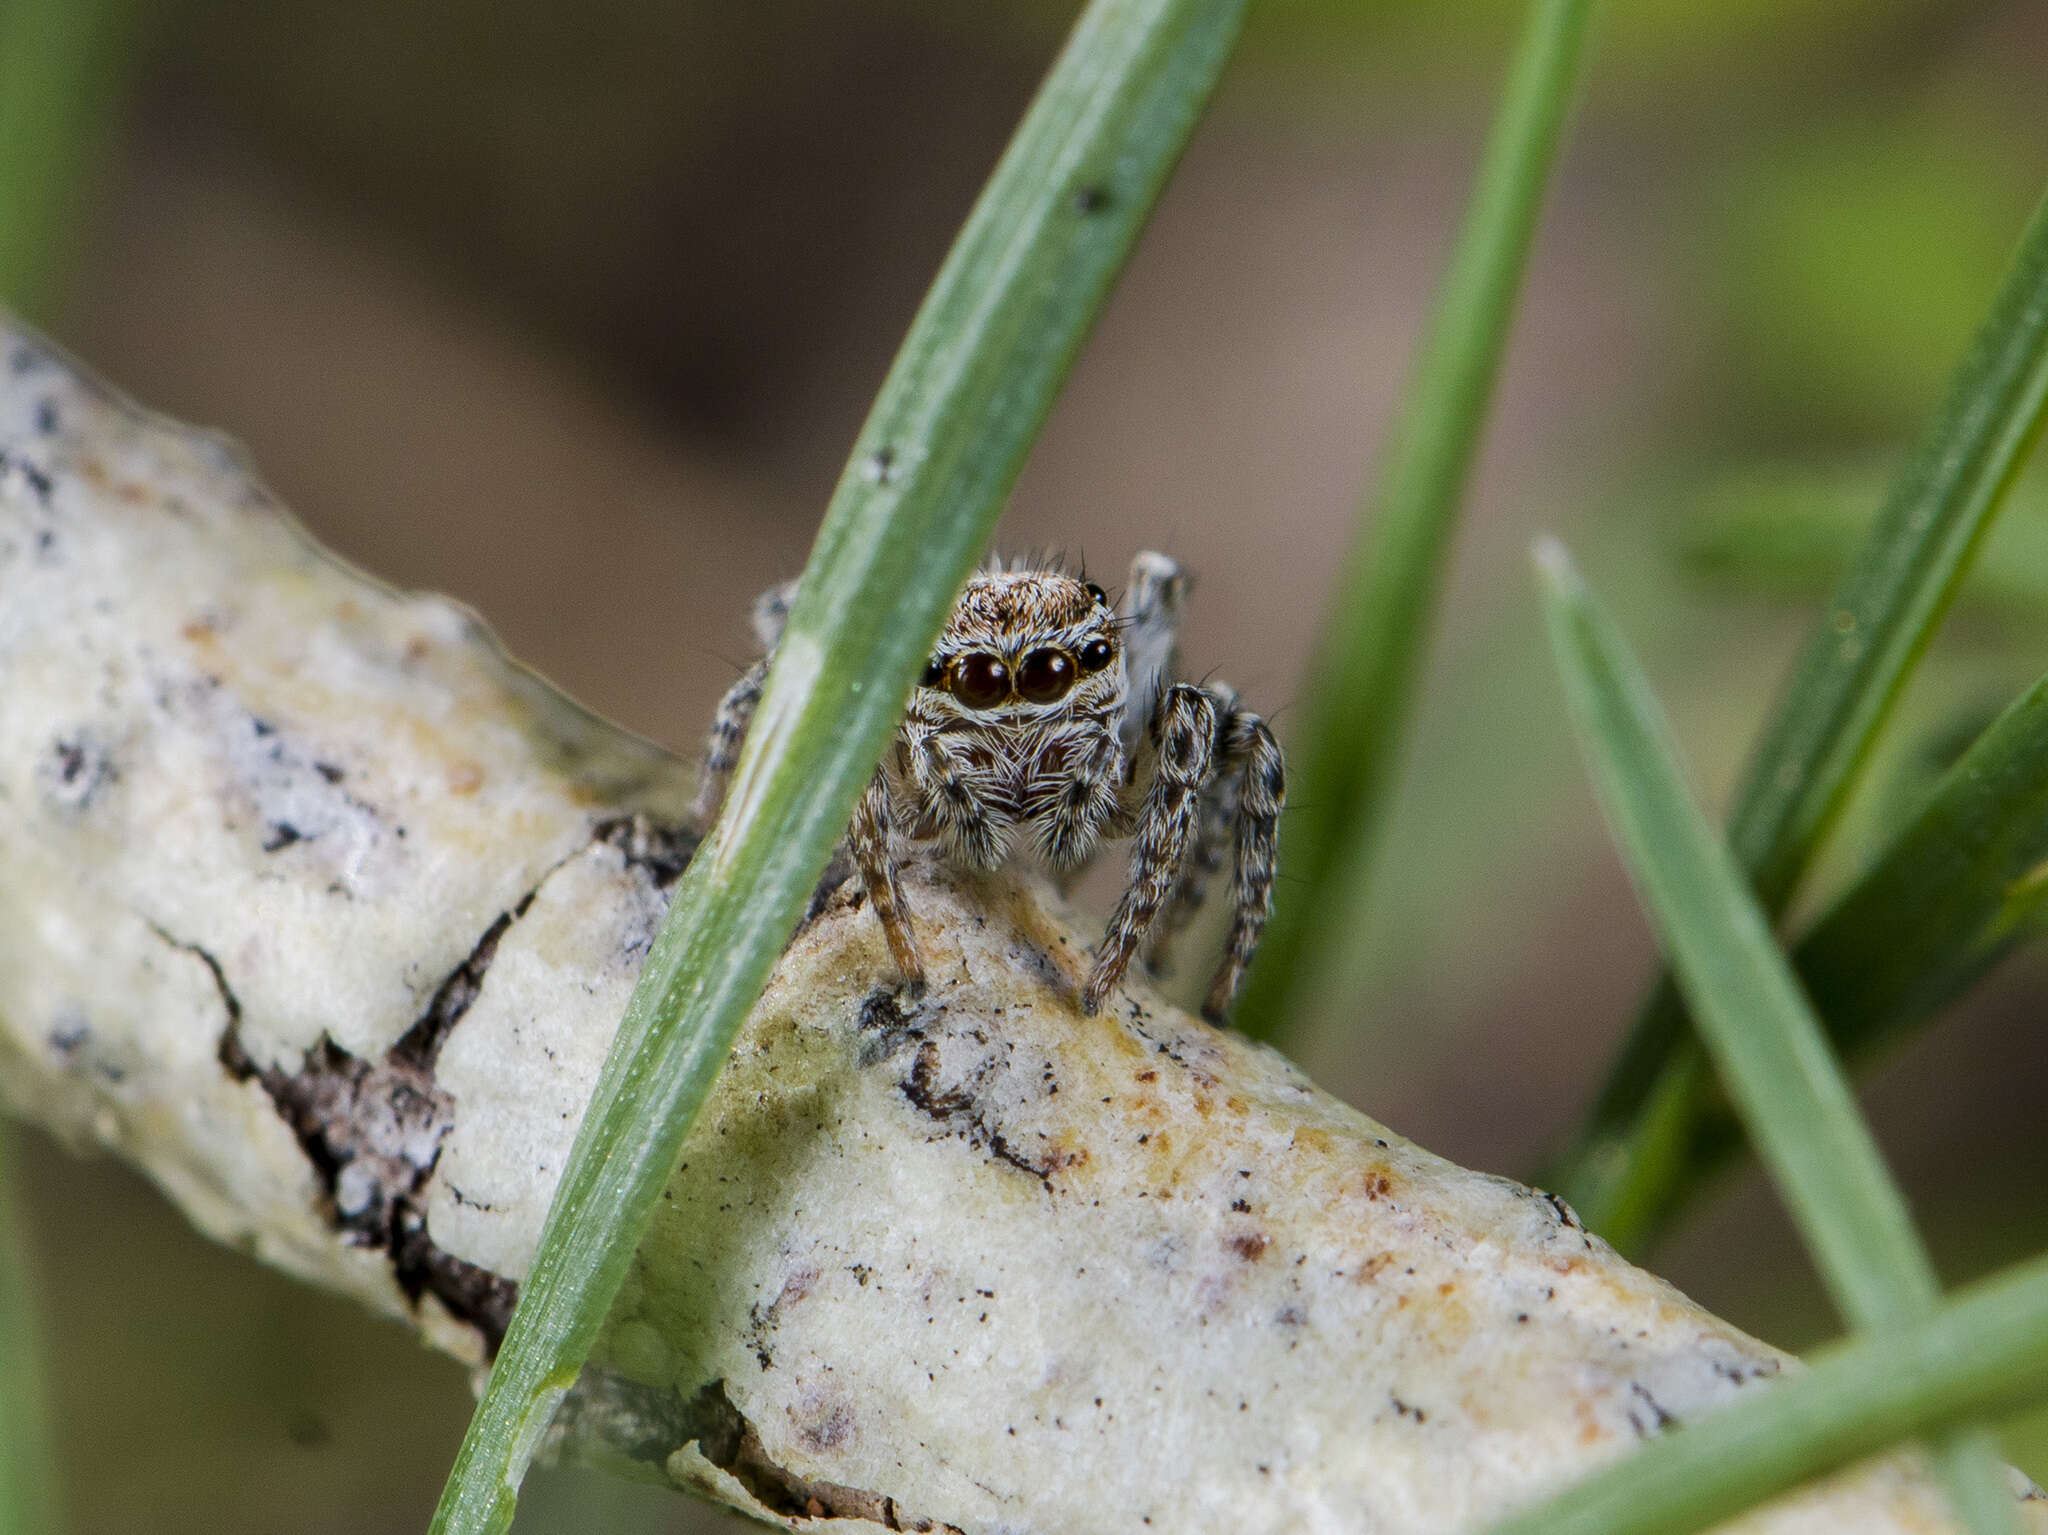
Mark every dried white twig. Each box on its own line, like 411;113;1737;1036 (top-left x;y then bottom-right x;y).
0;317;2037;1533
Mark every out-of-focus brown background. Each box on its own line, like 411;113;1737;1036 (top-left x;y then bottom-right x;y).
11;1;2048;1529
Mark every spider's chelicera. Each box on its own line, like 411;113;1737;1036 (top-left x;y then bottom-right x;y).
691;553;1284;1021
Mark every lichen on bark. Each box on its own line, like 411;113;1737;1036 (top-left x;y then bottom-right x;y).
0;315;2039;1533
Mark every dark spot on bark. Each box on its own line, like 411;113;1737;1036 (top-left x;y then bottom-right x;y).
1226;1233;1268;1262
1540;1190;1582;1229
1628;1382;1677;1439
313;761;345;784
593;813;698;890
261;822;307;852
1391;1396;1427;1424
34;398;57;436
1230;1198;1250;1213
41;734;115;812
0;447;54;505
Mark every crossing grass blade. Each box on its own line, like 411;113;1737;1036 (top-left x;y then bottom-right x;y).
1233;0;1598;1043
0;1130;57;1535
1535;539;2019;1535
1552;186;2048;1242
1631;666;2048;1231
0;0;146;317
426;3;1249;1530
1483;1248;2048;1535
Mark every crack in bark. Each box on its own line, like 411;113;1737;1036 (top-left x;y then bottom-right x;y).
184;811;704;1350
678;1380;965;1532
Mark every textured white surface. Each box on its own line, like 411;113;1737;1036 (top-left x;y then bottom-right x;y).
0;314;2037;1532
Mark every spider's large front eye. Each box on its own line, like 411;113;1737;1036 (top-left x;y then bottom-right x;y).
1018;648;1076;703
951;652;1011;709
1078;638;1114;673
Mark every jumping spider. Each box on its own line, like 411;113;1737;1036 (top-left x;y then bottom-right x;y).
691;553;1284;1021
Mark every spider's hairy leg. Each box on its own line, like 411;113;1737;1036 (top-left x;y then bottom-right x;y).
1118;551;1188;759
1202;708;1285;1022
908;728;1009;869
1084;683;1218;1014
1144;688;1241;976
689;657;768;829
849;768;925;994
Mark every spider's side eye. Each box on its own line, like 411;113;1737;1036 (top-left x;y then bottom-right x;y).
920;657;945;688
951;652;1011;709
1018;648;1076;703
1084;581;1109;606
1078;638;1115;673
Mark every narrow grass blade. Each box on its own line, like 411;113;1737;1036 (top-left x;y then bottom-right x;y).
1535;539;2018;1535
1484;1248;2048;1535
1233;0;1597;1043
1553;185;2048;1237
1639;667;2048;1226
0;1129;58;1535
0;0;147;317
428;3;1248;1531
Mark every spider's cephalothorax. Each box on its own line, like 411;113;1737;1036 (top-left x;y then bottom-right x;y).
691;553;1284;1022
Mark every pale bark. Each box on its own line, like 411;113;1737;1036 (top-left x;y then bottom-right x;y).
0;314;2038;1533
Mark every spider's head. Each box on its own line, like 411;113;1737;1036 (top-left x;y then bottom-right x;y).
918;569;1123;719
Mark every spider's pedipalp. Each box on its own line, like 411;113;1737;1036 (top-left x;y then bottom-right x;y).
1084;682;1218;1014
905;726;1010;869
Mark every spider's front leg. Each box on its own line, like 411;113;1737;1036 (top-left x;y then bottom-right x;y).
1083;683;1218;1014
848;767;926;995
688;658;767;829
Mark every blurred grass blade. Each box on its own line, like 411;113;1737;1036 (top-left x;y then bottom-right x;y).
1535;539;2017;1535
1554;185;2048;1236
1641;667;2048;1226
0;0;147;317
0;1129;58;1535
1233;0;1597;1043
428;3;1248;1531
1673;462;2048;632
1483;1248;2048;1535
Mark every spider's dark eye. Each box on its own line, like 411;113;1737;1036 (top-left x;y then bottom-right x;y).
950;652;1011;709
1084;581;1109;606
1018;648;1076;704
920;657;945;688
1078;638;1115;673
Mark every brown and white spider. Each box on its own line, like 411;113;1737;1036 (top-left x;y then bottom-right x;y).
690;553;1284;1021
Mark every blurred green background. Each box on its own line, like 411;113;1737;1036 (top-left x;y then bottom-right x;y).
5;0;2048;1529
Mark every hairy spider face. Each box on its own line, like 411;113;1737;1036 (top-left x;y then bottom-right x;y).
917;571;1123;722
696;550;1283;1021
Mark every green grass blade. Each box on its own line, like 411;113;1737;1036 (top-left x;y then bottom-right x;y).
0;0;146;317
1634;666;2048;1229
0;1129;58;1535
428;4;1247;1530
1535;539;2018;1535
1233;0;1597;1043
1484;1248;2048;1535
1553;184;2048;1237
